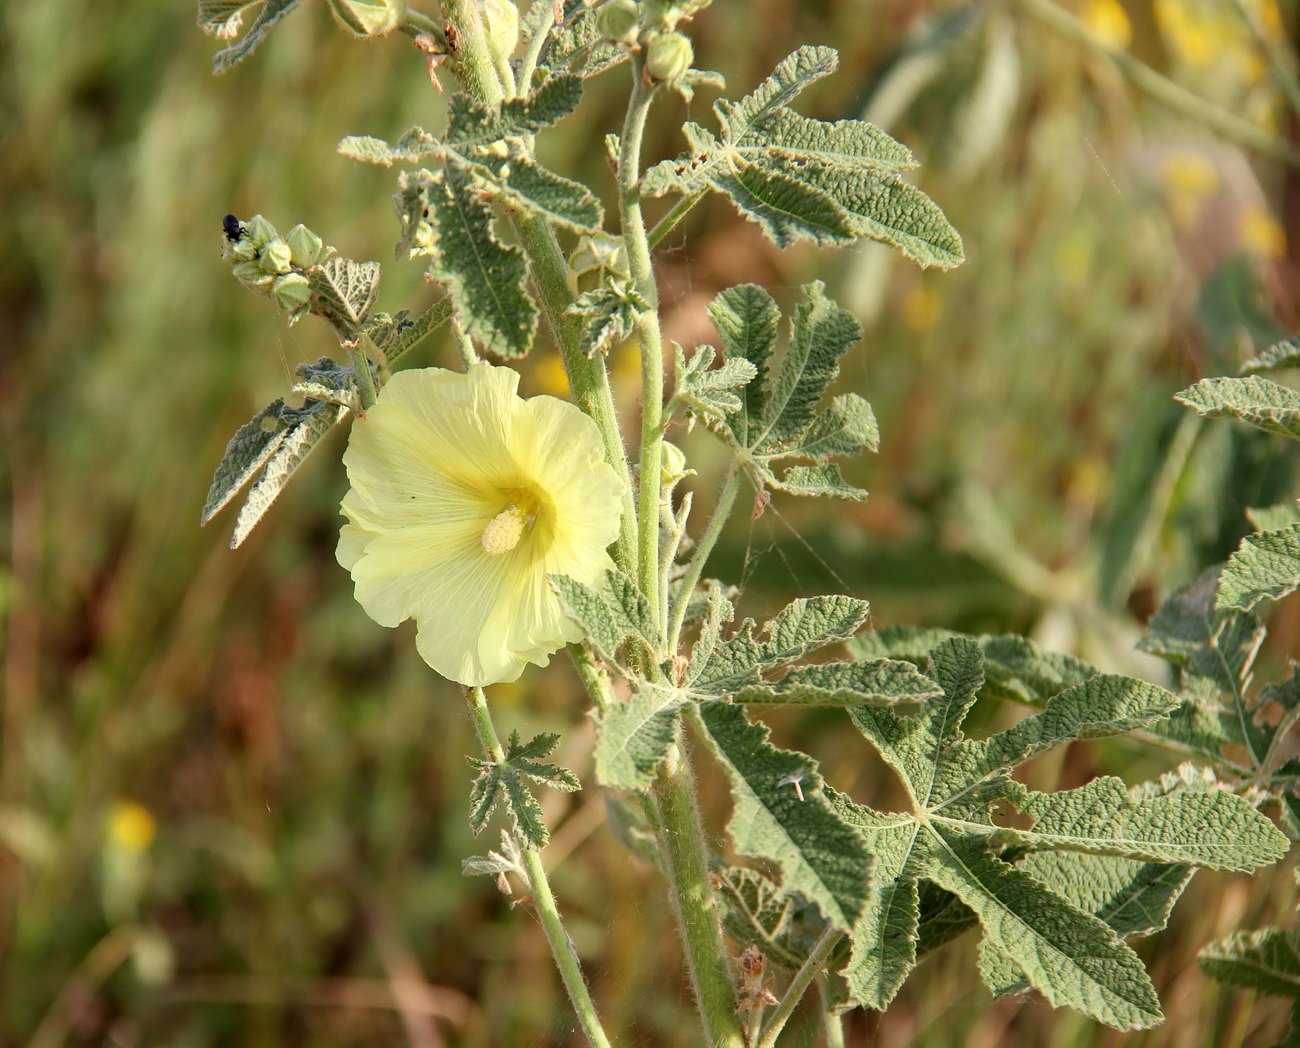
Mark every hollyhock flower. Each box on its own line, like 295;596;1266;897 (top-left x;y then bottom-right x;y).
337;362;625;686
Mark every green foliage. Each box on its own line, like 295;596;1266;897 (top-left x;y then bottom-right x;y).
568;284;649;357
1176;375;1300;441
308;257;381;340
1242;336;1300;376
643;45;963;266
1219;522;1300;611
829;637;1283;1028
696;282;879;501
467;731;581;849
197;0;304;73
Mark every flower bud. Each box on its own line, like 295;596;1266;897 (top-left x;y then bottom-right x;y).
285;224;325;268
243;214;277;248
272;272;311;310
569;232;629;279
258;238;293;275
328;0;407;36
230;238;258;262
597;0;640;44
645;31;692;81
483;0;519;63
232;260;274;292
660;440;694;488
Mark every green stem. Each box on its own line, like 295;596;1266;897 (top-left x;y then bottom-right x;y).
666;462;741;657
452;318;478;370
648;190;706;249
755;926;844;1048
441;0;505;103
1016;0;1300;166
816;976;846;1048
401;9;442;38
462;687;613;1048
347;338;379;410
517;1;557;93
619;55;667;639
567;642;612;716
512;212;639;573
655;723;745;1048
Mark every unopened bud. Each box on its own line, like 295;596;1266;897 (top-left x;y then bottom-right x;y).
484;0;520;62
272;272;311;310
243;214;277;248
660;440;693;487
645;31;692;81
258;238;293;275
328;0;407;36
597;0;640;44
232;260;274;291
229;238;257;262
569;232;629;279
285;224;325;268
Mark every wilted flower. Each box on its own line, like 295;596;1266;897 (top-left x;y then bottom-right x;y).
337;363;625;686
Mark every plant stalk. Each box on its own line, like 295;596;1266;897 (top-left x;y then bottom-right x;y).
666;462;741;657
619;55;668;639
656;715;745;1048
755;926;844;1048
462;687;613;1048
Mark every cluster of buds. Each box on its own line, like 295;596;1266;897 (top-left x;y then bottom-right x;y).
596;0;699;82
735;946;778;1015
222;214;333;314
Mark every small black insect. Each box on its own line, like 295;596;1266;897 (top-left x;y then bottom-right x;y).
222;213;243;242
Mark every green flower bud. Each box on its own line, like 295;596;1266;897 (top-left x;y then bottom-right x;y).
243;214;277;249
569;232;629;279
328;0;407;36
646;0;710;30
228;237;258;262
660;440;694;488
484;0;519;63
258;238;293;275
285;224;325;268
596;0;639;44
272;272;312;311
645;31;692;81
232;260;274;292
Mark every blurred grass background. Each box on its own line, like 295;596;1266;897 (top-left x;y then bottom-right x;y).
4;0;1300;1044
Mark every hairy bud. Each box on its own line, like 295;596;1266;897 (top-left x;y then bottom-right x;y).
596;0;640;45
645;31;692;81
285;224;326;268
258;238;293;275
328;0;407;37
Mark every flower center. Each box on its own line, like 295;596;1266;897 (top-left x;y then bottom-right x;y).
480;494;539;556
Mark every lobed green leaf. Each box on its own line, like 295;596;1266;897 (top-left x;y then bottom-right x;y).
1218;522;1300;611
1175;376;1300;440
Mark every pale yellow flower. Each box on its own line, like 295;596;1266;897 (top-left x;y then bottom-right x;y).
337;363;625;686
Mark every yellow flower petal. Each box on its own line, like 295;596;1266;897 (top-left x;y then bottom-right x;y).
338;363;625;686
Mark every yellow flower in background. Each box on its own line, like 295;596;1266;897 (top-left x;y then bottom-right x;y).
1240;205;1287;259
108;802;156;853
1084;0;1131;50
337;363;625;687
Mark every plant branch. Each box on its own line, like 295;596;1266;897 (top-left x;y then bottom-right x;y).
666;462;741;657
462;686;613;1048
656;717;745;1048
1016;0;1300;167
619;55;668;640
648;191;707;249
755;926;844;1048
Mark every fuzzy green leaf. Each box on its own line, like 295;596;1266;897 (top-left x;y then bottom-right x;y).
715;866;813;972
568;285;648;358
462;830;525;879
487;154;602;232
423;169;537;357
467;731;580;849
591;683;683;790
726;45;839;128
201;399;292;525
1200;928;1300;998
1175;376;1300;440
198;0;304;74
675;343;757;423
706;284;779;443
364;301;455;365
730;659;942;706
550;570;656;663
307;257;381;340
696;702;873;932
768;463;868;500
691;594;871;692
927;835;1163;1030
542;1;628;78
711;161;857;247
229;402;348;549
1218;522;1300;610
446;76;584;147
1241;336;1300;376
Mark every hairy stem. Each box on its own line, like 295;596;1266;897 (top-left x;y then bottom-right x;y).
347;339;379;410
655;725;745;1048
620;55;668;640
817;976;846;1048
462;687;613;1048
516;1;557;92
756;926;844;1048
648;190;706;249
1016;0;1300;166
666;462;741;657
440;0;504;103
